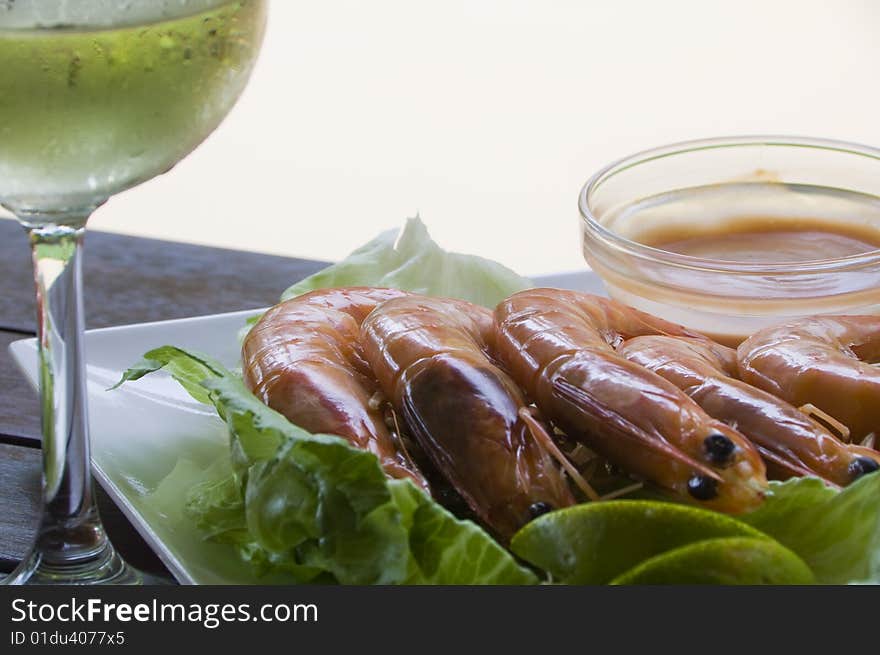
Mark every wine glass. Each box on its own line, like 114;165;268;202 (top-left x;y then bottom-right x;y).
0;0;267;584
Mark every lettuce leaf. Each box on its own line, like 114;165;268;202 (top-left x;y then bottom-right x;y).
741;473;880;584
118;346;537;585
389;480;536;584
281;215;532;308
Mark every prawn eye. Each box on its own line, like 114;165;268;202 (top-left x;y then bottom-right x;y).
528;502;554;518
703;433;736;465
849;457;880;480
687;474;719;501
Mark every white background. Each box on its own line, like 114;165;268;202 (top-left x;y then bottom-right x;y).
71;1;880;274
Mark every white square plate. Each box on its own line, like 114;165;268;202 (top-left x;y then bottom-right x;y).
8;271;605;584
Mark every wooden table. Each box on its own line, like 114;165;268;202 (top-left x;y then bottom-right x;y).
0;218;325;581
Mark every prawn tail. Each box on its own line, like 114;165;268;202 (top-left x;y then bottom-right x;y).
550;377;722;483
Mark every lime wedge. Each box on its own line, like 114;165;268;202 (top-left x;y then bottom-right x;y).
611;537;815;585
510;500;768;584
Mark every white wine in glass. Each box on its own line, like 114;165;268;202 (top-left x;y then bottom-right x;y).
0;0;267;584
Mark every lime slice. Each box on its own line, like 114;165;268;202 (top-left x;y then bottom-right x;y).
510;500;768;584
611;537;815;585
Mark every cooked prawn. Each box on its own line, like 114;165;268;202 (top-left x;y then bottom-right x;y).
738;316;880;445
618;336;880;485
242;287;429;490
360;294;575;539
494;289;768;514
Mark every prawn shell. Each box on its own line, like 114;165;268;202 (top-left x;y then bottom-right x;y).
619;335;880;486
494;289;768;514
361;294;575;539
737;316;880;443
242;287;429;489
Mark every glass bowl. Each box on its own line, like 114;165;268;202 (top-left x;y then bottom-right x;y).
579;136;880;345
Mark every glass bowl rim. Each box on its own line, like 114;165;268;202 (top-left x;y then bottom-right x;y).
578;135;880;275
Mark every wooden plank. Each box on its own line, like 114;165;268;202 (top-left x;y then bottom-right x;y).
0;443;40;571
0;442;172;579
0;330;41;443
0;217;328;331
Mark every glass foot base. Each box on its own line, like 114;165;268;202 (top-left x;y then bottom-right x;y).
3;543;162;586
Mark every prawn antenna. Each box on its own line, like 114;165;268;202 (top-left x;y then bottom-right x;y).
387;403;421;472
519;407;601;501
755;445;835;486
552;377;723;482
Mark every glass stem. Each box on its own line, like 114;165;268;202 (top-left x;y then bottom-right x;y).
3;211;144;585
26;219;112;568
